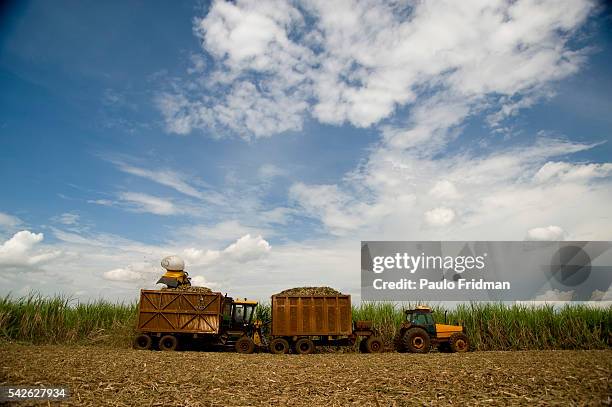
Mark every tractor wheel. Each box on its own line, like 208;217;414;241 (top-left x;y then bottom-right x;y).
133;334;152;350
402;327;431;353
449;333;469;353
437;342;452;353
365;336;384;353
269;338;290;355
393;331;407;353
159;335;178;351
294;338;315;355
235;336;256;354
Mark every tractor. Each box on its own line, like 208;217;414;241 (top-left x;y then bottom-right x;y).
394;306;469;353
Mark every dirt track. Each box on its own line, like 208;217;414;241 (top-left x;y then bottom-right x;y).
1;345;611;406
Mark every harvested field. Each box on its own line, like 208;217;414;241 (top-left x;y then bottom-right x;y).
1;345;610;406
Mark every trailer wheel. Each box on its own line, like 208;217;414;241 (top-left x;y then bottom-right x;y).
159;335;178;351
133;334;152;350
269;338;290;354
449;333;469;353
365;336;384;353
235;336;256;354
402;327;430;353
294;338;315;355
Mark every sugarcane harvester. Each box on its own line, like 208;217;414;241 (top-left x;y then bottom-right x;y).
134;255;266;353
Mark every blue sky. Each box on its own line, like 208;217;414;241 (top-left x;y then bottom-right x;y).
1;0;611;302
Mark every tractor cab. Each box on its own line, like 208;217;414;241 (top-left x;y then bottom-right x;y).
403;306;436;336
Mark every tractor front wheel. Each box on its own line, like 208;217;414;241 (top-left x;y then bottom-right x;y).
402;327;431;353
159;335;178;351
449;333;469;352
235;336;256;354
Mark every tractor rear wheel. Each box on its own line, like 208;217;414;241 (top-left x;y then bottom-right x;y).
159;335;178;351
133;334;152;350
449;333;469;353
402;327;431;353
269;338;290;354
294;338;315;355
235;336;256;354
393;331;407;353
365;336;383;353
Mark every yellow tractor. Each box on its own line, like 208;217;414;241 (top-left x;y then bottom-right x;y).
394;306;469;353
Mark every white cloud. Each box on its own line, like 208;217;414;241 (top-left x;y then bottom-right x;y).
190;275;218;288
424;207;456;227
533;289;574;301
52;213;80;225
157;0;594;138
258;163;285;180
87;199;114;206
0;212;22;230
118;192;178;215
429;180;461;200
183;233;271;266
525;226;566;241
103;268;143;282
534;161;612;183
0;231;61;269
589;288;612;301
112;161;216;201
224;234;271;262
290;138;612;240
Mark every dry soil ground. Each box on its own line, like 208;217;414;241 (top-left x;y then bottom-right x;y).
0;345;610;406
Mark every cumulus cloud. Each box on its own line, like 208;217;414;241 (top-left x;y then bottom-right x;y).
429;180;461;200
533;289;574;301
525;226;566;241
183;233;271;265
0;231;61;269
103;268;143;282
424;207;456;227
157;0;594;139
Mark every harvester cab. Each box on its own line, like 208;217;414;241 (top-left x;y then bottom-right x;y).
221;298;268;350
394;305;469;354
157;255;191;288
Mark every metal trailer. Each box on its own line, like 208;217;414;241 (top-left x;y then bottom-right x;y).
133;289;263;353
269;294;383;354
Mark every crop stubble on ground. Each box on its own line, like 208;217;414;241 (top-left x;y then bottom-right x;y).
0;345;610;406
